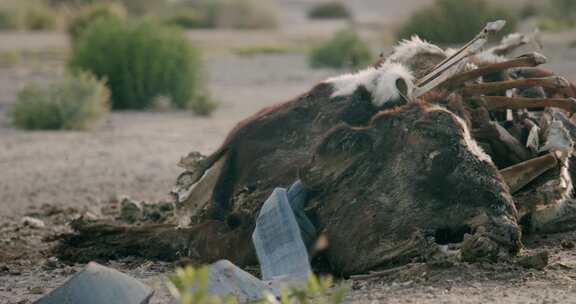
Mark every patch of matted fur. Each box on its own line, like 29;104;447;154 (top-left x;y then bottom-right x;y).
426;105;493;164
385;36;446;65
324;63;415;107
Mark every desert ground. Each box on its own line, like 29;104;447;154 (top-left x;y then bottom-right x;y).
2;0;576;303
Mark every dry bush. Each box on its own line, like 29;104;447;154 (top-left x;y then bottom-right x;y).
0;0;58;31
186;0;278;29
11;72;110;130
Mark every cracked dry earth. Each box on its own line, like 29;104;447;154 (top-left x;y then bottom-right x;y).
3;38;576;303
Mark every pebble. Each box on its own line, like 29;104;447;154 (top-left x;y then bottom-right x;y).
21;216;45;229
518;251;549;270
560;240;575;250
28;286;44;294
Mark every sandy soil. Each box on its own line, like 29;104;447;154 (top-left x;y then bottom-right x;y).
2;1;576;303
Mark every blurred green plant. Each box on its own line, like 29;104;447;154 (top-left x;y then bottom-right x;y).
67;2;127;42
24;5;58;30
548;0;576;23
168;265;348;304
232;44;292;56
396;0;517;44
69;18;215;115
309;29;372;69
117;0;171;16
0;0;58;31
164;8;207;29
189;0;278;29
307;2;351;20
189;92;218;117
11;72;109;130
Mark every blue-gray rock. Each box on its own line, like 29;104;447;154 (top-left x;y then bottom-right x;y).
36;262;154;304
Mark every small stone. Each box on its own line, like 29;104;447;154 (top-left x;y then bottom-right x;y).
42;257;60;270
518;251;549;270
82;211;100;221
28;286;44;294
21;216;45;229
0;265;9;274
561;240;575;250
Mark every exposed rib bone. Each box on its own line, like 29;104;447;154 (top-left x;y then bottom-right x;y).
442;53;547;89
413;20;506;97
500;153;558;194
492;122;532;162
463;76;569;95
468;96;576;113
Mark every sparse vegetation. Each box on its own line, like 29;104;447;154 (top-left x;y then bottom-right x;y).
232;44;292;56
396;0;517;44
67;2;127;42
537;0;576;32
69;18;212;114
187;0;278;29
307;2;351;20
168;265;348;304
11;72;109;130
309;29;372;69
164;8;206;29
188;93;218;116
0;0;58;31
117;0;170;16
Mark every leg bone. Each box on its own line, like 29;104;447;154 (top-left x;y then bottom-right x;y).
500;153;558;194
463;76;569;95
468;96;576;113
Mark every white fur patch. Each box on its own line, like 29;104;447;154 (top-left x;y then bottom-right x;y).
385;36;446;65
428;105;492;164
500;33;526;47
474;51;507;64
559;159;573;202
324;63;415;107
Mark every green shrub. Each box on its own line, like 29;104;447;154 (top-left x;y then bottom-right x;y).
309;29;372;69
164;8;207;29
69;18;209;113
307;2;351;20
67;3;127;42
396;0;517;44
11;72;109;130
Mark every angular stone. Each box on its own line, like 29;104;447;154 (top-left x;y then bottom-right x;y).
252;188;311;281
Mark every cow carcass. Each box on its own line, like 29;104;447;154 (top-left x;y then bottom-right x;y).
56;22;576;275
